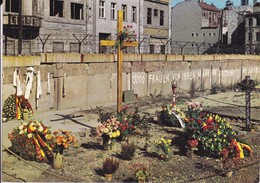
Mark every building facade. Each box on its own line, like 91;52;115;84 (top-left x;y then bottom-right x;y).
141;0;171;54
222;4;253;46
245;2;260;54
171;0;221;54
2;0;171;55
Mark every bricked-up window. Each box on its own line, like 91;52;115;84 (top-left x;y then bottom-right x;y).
122;5;127;21
256;32;260;41
150;44;155;54
5;0;19;13
147;8;152;24
160;45;165;54
71;3;83;20
160;10;164;26
132;6;137;23
50;0;64;17
111;3;116;20
99;0;105;18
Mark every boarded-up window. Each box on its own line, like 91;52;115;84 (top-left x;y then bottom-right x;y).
53;42;64;52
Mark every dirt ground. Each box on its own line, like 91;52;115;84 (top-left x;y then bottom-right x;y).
2;90;260;183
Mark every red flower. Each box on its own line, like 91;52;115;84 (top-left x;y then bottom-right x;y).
197;119;202;124
188;139;198;148
121;125;127;131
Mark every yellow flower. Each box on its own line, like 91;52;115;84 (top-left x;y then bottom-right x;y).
202;123;206;127
45;134;53;140
217;130;222;135
19;130;24;134
116;130;120;137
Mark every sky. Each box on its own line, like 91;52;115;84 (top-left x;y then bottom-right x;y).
171;0;254;8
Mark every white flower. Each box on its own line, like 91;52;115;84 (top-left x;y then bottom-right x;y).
19;130;24;134
38;126;43;132
19;125;24;131
103;128;109;133
27;133;33;138
24;128;27;133
22;122;28;126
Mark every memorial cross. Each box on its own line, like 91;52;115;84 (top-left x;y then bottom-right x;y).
100;10;138;113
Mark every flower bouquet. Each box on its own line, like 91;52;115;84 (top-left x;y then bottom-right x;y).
52;129;76;154
159;103;185;127
184;107;253;158
96;117;121;150
117;25;136;49
3;94;33;121
51;129;76;169
8;120;53;162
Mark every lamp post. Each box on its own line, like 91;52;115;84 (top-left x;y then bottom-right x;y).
237;76;255;131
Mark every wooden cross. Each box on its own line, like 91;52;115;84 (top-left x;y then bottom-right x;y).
100;10;138;113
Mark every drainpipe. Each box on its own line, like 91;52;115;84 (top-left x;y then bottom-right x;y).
18;0;22;55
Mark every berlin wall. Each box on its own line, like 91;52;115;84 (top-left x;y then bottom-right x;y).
2;53;260;112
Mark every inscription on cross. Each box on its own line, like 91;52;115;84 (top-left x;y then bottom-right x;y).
100;10;138;113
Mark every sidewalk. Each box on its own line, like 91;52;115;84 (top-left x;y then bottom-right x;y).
2;90;260;148
2;106;102;148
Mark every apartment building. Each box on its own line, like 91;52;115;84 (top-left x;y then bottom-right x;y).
171;0;221;54
2;0;90;55
245;2;260;54
2;0;171;55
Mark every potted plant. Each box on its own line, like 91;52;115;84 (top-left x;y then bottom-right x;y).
121;140;136;160
154;137;172;161
103;157;120;181
130;162;150;183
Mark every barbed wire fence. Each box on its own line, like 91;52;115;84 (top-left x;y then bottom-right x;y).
2;34;253;56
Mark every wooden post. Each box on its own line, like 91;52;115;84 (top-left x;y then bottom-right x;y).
117;11;123;113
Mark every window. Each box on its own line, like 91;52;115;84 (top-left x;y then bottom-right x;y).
147;8;152;24
248;32;252;42
160;10;164;26
249;18;253;26
122;5;127;21
196;33;198;36
213;33;216;36
5;0;19;13
191;33;194;37
111;3;116;20
257;18;260;26
99;1;105;18
50;0;64;17
256;32;260;41
203;33;206;36
154;9;158;16
71;3;83;20
209;33;212;36
132;6;137;23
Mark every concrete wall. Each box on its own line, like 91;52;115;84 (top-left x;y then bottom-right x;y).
2;53;260;113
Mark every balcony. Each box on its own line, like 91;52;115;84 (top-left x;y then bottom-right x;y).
3;14;42;27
